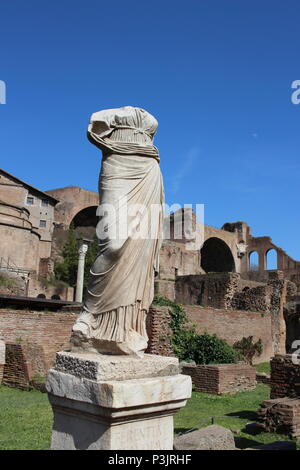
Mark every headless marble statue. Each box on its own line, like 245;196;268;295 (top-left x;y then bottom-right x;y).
70;106;164;357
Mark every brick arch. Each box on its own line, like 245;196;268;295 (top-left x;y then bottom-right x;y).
200;237;236;273
70;205;99;240
246;237;285;272
46;186;99;228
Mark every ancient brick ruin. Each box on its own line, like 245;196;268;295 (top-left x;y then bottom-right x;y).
1;169;300;389
258;398;300;438
270;354;300;399
256;355;300;437
181;363;257;395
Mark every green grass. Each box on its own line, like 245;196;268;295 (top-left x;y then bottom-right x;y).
254;362;271;375
0;383;297;450
0;385;52;450
174;383;297;449
0;274;17;288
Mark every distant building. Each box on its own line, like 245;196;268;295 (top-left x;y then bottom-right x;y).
0;168;59;277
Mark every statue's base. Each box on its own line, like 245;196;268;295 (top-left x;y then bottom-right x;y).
46;352;192;450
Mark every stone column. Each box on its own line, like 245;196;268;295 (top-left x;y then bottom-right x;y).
75;242;88;303
46;352;192;450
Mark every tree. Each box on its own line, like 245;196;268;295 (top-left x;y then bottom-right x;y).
233;336;263;365
83;236;99;289
54;226;99;289
54;225;78;287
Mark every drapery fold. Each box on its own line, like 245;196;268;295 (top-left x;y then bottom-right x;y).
71;107;164;356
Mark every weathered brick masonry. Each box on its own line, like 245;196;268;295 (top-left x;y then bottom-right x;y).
175;273;240;309
258;398;300;438
256;372;271;385
270;354;300;399
231;285;273;312
256;354;300;437
3;343;30;390
182;363;257;395
174;274;288;362
0;310;76;370
3;342;47;389
146;305;175;357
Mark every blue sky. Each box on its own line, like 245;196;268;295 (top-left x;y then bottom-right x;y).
1;0;300;258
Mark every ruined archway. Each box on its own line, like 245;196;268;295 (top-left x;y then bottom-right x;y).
200;237;235;273
266;248;278;270
249;251;259;271
70;206;98;240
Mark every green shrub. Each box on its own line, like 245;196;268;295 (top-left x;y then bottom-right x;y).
180;332;238;365
152;296;238;364
0;274;17;288
233;336;263;365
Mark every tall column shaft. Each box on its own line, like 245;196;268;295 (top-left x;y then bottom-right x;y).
76;243;88;303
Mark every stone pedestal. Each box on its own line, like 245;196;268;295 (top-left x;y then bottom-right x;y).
46;352;192;450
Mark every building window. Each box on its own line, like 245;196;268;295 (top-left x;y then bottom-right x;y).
41;199;49;207
26;196;34;205
39;220;47;228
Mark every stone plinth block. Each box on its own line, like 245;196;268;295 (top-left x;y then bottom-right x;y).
46;352;192;450
55;351;180;381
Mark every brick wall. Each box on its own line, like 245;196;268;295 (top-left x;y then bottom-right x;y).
270;354;300;399
146;305;175;357
3;342;48;389
3;343;30;390
154;280;175;302
182;363;256;395
175;273;240;309
0;310;77;369
27;277;74;301
256;372;271;385
145;303;280;364
184;305;275;363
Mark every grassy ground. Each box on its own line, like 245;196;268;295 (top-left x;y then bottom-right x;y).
174;383;297;449
0;381;297;450
0;385;52;450
254;362;271;375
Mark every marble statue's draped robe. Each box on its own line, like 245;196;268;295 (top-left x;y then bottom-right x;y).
71;107;164;356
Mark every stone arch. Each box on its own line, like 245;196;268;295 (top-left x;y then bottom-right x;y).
46;187;99;228
70;206;98;240
200;237;235;273
37;294;46;299
51;294;61;300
